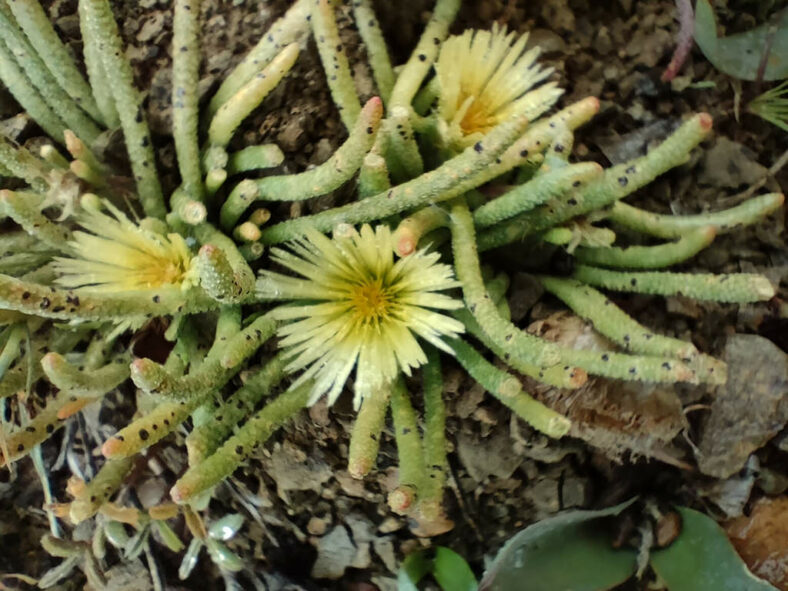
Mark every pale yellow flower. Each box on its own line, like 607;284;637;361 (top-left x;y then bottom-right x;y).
435;24;563;150
257;224;464;408
54;198;195;292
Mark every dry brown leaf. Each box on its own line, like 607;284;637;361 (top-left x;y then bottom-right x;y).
528;310;613;351
726;496;788;590
526;311;688;463
540;378;689;465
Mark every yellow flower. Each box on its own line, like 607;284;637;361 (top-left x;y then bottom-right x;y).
435;24;563;150
53;198;195;292
258;224;465;408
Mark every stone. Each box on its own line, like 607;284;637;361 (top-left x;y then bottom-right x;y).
311;525;356;580
697;335;788;478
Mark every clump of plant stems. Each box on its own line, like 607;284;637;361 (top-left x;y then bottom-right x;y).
0;0;782;580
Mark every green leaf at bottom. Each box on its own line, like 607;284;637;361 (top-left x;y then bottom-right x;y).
650;507;779;591
480;501;638;591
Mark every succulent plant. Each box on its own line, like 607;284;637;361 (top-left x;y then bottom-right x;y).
0;0;783;580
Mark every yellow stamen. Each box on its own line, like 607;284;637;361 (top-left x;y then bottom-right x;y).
258;224;464;408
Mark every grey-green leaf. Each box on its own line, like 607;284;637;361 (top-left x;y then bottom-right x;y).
179;538;203;580
103;520;131;549
650;507;779;591
36;555;81;589
123;525;150;561
206;538;244;572
694;0;788;81
432;547;477;591
480;500;638;591
398;550;431;591
153;519;185;553
207;513;244;541
397;547;476;591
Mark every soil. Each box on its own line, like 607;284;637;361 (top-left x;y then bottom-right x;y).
0;0;786;590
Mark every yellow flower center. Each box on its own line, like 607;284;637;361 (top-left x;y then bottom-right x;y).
350;279;390;324
459;97;495;136
157;259;191;286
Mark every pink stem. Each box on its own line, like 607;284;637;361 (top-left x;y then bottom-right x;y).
662;0;695;82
